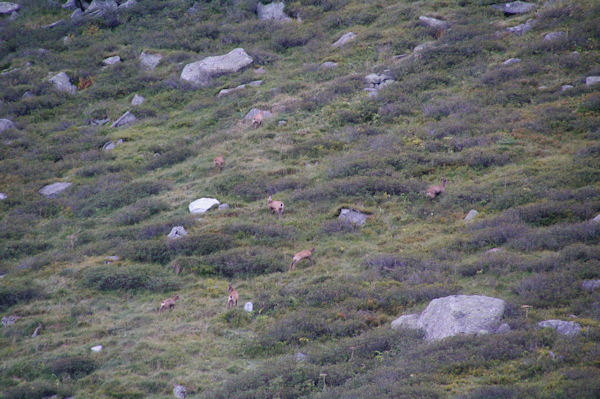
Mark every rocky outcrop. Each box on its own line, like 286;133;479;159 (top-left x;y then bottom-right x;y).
257;2;291;22
39;182;72;198
173;385;188;399
0;2;19;14
181;48;253;86
140;51;162;70
338;208;368;226
189;198;220;214
332;32;356;48
492;1;536;15
364;72;395;97
391;295;507;341
537;319;581;337
49;72;77;95
102;55;121;66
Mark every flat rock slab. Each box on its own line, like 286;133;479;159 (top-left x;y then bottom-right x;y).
492;1;536;15
418;16;450;30
189;198;220;214
49;72;77;95
538;319;581;337
40;182;72;198
0;118;16;133
111;111;136;128
257;1;291;22
140;51;162;70
102;55;121;65
502;58;521;65
181;48;253;86
332;32;356;48
338;208;368;225
0;2;19;14
586;76;600;86
464;209;479;221
392;295;506;341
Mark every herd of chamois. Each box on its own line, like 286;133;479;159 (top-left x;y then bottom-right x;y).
160;118;447;312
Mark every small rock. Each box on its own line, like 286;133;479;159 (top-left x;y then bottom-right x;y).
581;279;600;292
495;323;511;334
295;352;308;362
278;120;287;126
218;203;230;210
218;84;246;97
42;19;66;29
62;0;77;10
39;182;72;198
111;111;136;128
537;319;581;337
247;80;263;87
140;51;162;70
464;209;479;221
91;345;103;352
332;32;356;48
119;0;137;9
0;118;16;133
0;2;19;14
418;16;450;30
131;94;145;106
49;72;77;95
338;208;368;226
102;55;121;66
1;315;20;327
561;84;574;91
592;214;600;223
585;76;600;86
189;198;220;214
168;226;188;239
244;302;253;312
102;141;116;151
486;248;502;254
22;91;34;98
0;193;7;200
506;18;535;35
9;10;17;20
491;1;536;15
173;385;187;399
32;324;42;337
319;61;338;69
543;31;566;42
104;255;121;264
91;118;110;126
257;1;292;22
502;57;521;65
254;67;266;75
413;41;435;53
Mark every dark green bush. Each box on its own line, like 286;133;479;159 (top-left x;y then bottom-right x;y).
115;199;169;225
50;355;97;380
515;273;579;307
0;282;44;311
201;247;286;277
82;265;181;292
2;380;69;399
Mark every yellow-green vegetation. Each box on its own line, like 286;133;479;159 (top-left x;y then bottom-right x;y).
1;0;600;398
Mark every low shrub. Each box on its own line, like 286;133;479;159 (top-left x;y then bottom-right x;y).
201;247;286;277
2;381;69;399
515;273;580;307
115;199;169;225
0;282;44;311
50;355;97;380
82;264;181;292
144;147;193;170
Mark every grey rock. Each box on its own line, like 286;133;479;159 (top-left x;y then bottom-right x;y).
502;57;521;65
561;84;574;91
244;302;253;312
332;32;356;48
42;19;66;29
543;31;566;41
32;324;42;337
39;182;72;198
140;51;162;70
295;352;308;362
49;72;77;95
102;55;121;65
244;108;273;121
173;385;187;399
391;295;507;341
189;198;220;214
365;73;393;87
254;66;266;75
582;279;600;292
257;2;292;22
247;80;263;87
363;88;378;98
278;120;287;126
168;226;188;239
586;76;600;86
506;18;535;35
86;0;117;14
218;84;246;97
104;255;121;264
71;8;84;21
492;1;536;15
186;2;200;15
538;319;581;337
338;208;368;226
102;141;116;151
0;2;19;14
131;94;145;105
0;193;7;200
62;0;77;10
495;323;511;334
414;41;435;53
0;118;16;133
464;209;479;221
2;315;19;327
111;111;136;128
91;118;110;126
418;16;450;30
320;61;338;69
91;345;103;352
218;203;230;210
592;214;600;223
119;0;137;9
8;10;17;20
181;48;253;86
486;247;502;253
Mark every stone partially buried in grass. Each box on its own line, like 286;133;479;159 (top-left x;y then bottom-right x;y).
0;2;19;14
189;198;220;214
537;319;581;337
0;118;15;133
39;182;72;198
180;48;253;86
49;72;77;95
338;208;368;226
491;1;536;15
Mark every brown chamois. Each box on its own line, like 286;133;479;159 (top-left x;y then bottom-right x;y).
213;154;224;171
159;294;179;312
251;110;264;128
426;178;447;199
290;247;315;271
227;284;238;309
267;195;284;219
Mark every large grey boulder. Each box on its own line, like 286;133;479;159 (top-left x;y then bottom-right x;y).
49;72;77;95
418;16;450;30
332;32;356;48
111;111;136;128
0;2;20;14
257;2;291;22
189;198;220;214
586;76;600;86
538;320;581;337
140;51;162;70
39;182;72;198
391;295;507;341
0;118;15;133
492;1;536;15
180;48;253;86
338;208;368;226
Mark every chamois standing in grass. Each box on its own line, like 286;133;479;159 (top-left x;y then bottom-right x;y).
159;295;179;312
251;110;264;128
267;195;284;219
290;248;315;271
426;178;447;199
213;154;224;171
227;284;238;309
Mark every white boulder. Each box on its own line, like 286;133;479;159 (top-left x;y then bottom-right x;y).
49;72;77;95
189;198;220;214
180;48;253;86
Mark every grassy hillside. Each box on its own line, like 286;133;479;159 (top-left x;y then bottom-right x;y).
1;0;600;398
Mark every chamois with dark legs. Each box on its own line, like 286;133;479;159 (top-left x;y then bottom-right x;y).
159;295;179;312
267;195;284;219
290;248;315;271
227;284;238;309
426;178;447;199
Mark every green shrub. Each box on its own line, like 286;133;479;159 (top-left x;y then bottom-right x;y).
0;282;44;311
50;355;97;380
115;199;169;225
201;247;286;277
82;264;181;292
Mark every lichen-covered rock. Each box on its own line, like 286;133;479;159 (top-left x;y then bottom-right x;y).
140;51;162;70
0;2;20;14
332;32;356;48
49;72;77;94
418;16;450;30
0;118;16;133
39;182;72;198
189;198;220;214
181;48;253;86
338;209;368;226
257;2;291;22
492;1;536;15
538;319;581;337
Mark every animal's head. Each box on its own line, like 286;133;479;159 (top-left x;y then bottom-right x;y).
267;195;272;202
228;284;234;293
173;294;179;300
310;247;315;253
